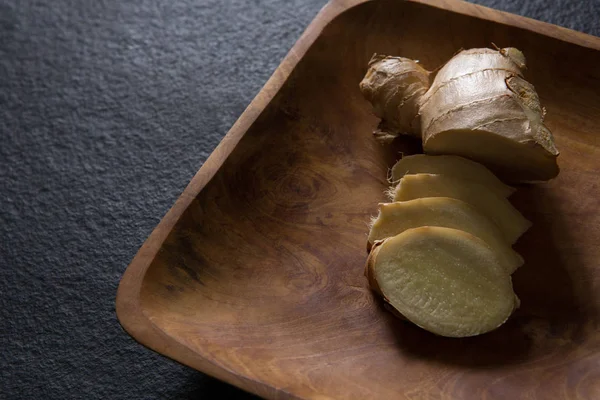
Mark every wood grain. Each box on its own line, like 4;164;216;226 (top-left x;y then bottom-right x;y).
116;0;600;398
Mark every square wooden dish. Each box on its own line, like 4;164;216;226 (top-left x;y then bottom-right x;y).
116;0;600;398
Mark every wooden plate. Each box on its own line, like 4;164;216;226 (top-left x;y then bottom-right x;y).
116;0;600;398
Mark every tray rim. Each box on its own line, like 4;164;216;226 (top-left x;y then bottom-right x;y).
115;0;600;398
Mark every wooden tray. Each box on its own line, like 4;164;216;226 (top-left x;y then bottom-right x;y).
116;0;600;398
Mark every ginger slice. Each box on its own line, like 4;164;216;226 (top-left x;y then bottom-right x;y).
368;198;523;273
391;174;531;244
390;154;515;198
366;227;517;337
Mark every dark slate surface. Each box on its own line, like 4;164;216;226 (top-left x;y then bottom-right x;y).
1;0;598;399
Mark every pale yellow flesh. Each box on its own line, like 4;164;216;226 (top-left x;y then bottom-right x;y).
390;154;515;197
369;198;523;273
392;174;531;244
370;227;516;337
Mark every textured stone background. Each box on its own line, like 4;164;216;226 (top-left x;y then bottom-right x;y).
1;0;598;399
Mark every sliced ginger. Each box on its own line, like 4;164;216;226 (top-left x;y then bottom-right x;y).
368;198;523;273
366;227;517;337
390;154;515;198
391;174;531;244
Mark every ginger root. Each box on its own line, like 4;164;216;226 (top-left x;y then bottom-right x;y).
360;47;559;182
